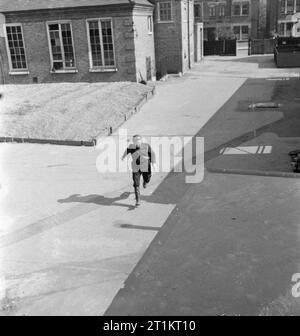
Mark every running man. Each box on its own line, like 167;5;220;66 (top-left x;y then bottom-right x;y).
121;135;156;207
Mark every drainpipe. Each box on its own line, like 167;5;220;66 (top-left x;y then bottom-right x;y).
187;0;191;69
0;50;5;85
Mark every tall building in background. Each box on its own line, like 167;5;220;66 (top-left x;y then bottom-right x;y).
194;0;273;41
277;0;300;36
194;0;258;41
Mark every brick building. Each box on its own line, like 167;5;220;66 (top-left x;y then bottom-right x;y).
277;0;300;36
149;0;195;77
0;0;156;84
193;0;267;41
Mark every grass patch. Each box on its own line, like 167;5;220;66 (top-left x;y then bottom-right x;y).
0;82;153;141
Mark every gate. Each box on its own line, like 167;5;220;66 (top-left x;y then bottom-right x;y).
204;39;236;56
250;39;275;55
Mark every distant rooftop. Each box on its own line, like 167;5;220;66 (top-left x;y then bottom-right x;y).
0;0;153;13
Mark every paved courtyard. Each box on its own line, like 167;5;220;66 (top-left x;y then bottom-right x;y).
1;55;300;315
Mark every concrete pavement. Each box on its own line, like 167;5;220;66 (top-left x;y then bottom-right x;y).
1;54;300;316
106;56;300;316
0;63;244;315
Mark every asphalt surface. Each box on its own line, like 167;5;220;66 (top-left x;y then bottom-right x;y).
105;59;300;316
1;55;300;316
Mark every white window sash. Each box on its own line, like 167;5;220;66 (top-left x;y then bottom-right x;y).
4;23;29;72
232;2;250;16
148;16;153;33
158;1;173;22
86;18;116;70
46;21;77;71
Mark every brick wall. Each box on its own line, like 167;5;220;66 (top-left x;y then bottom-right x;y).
133;8;156;82
152;0;182;77
0;5;155;84
151;0;194;77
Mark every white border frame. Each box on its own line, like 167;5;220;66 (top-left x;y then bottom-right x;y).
157;1;174;23
86;17;117;72
4;22;29;75
46;20;77;73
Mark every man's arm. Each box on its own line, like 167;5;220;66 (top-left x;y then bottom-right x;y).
121;148;129;161
148;145;156;171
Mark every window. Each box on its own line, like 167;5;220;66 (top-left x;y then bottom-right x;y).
280;0;286;13
233;4;241;16
209;6;216;17
281;0;299;14
233;2;249;16
87;19;115;69
47;22;76;71
241;25;249;40
287;22;293;35
158;1;173;22
287;0;295;13
147;15;153;33
233;26;240;38
242;3;249;15
219;5;225;17
5;24;28;72
233;25;249;40
194;3;202;18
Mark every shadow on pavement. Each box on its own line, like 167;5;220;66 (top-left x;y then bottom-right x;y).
202;77;300;175
212;55;277;69
104;76;300;316
58;192;135;211
2;78;299;254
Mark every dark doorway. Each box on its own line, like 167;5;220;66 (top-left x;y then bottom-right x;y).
146;57;152;81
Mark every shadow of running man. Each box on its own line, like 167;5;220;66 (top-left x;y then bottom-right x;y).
58;192;136;211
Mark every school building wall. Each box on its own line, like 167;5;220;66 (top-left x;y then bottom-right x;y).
0;5;155;84
133;9;156;82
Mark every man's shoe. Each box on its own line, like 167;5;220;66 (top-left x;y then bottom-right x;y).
143;181;148;189
135;199;141;207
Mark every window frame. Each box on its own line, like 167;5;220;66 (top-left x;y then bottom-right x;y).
241;3;249;16
4;23;29;75
233;25;249;41
86;18;117;72
233;3;241;16
147;15;153;34
232;2;250;17
286;0;295;14
280;0;286;14
219;5;225;17
157;1;173;23
194;3;202;19
46;20;77;73
209;6;216;17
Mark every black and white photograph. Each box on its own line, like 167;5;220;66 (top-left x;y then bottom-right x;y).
0;0;300;322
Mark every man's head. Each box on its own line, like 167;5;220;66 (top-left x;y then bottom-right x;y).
133;134;142;148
